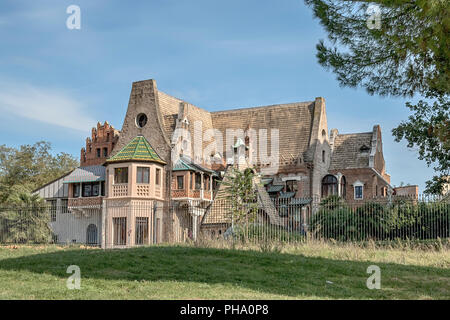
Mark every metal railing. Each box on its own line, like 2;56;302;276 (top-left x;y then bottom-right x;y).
0;194;448;247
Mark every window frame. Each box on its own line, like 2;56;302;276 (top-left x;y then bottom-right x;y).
136;166;150;184
195;173;202;190
321;175;338;198
73;184;81;198
155;168;161;186
135;217;149;245
113;217;127;246
82;182;100;197
354;184;364;200
285;180;298;193
114;167;129;184
176;175;184;190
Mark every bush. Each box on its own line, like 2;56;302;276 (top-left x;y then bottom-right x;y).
310;198;450;242
310;207;360;241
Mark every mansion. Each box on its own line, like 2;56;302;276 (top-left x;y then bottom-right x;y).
35;79;402;247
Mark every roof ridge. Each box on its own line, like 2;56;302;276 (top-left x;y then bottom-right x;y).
211;101;313;114
132;136;141;159
337;131;373;136
158;90;209;113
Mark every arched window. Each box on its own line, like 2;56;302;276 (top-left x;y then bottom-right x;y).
321;175;338;198
340;176;347;198
86;224;98;245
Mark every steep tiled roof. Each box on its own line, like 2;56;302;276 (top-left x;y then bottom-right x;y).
211;102;314;166
106;136;166;164
330;132;373;170
157;91;217;163
157;89;316;169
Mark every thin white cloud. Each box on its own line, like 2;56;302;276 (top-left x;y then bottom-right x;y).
0;81;96;132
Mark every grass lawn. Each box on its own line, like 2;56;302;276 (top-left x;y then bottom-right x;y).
0;243;449;299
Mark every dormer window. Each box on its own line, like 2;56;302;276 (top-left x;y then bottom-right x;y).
360;145;370;152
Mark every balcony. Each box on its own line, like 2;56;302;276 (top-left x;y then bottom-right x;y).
171;188;213;201
68;197;103;217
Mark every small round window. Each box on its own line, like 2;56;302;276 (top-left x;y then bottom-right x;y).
136;113;148;128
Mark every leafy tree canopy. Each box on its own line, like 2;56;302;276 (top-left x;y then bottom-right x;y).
305;0;449;97
0;141;79;204
305;0;449;193
392;96;449;193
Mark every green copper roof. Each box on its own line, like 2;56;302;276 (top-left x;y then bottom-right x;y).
106;136;166;164
172;156;217;175
267;185;284;193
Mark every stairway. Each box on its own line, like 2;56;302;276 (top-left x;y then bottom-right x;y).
253;176;283;226
201;165;234;225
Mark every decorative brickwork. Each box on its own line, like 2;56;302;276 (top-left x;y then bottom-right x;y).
81;121;120;166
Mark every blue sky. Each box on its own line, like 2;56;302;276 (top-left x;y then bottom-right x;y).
0;0;434;191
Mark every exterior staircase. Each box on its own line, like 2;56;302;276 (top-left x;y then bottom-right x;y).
253;175;283;226
201;160;283;227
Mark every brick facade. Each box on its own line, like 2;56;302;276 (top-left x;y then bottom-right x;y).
81;121;119;167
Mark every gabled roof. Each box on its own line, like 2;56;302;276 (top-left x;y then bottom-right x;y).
330;132;373;170
106;135;166;164
173;156;216;174
157;89;316;169
63;166;106;183
211;102;315;166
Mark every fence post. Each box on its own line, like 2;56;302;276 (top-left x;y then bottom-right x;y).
101;199;106;249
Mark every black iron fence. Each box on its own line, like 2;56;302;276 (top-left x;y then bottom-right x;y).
0;194;448;247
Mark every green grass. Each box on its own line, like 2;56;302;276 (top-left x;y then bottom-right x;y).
0;243;449;299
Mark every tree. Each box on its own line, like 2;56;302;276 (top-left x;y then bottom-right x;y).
0;141;79;204
221;167;259;242
305;0;449;193
0;192;52;244
392;96;449;193
304;0;449;97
